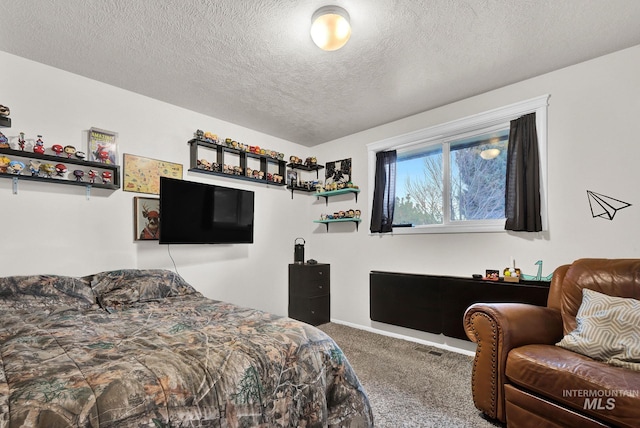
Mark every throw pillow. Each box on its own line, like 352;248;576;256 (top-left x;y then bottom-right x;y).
556;288;640;371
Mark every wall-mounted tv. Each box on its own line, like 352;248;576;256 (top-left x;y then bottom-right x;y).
159;177;254;244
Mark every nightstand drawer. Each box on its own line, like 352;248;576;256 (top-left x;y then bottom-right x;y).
288;295;330;326
289;264;330;297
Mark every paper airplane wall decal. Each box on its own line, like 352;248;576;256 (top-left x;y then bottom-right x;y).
587;190;631;220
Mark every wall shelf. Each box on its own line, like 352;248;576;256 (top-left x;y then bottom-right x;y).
0;117;10;128
314;188;360;205
286;162;324;199
0;147;120;193
314;218;362;231
188;138;286;186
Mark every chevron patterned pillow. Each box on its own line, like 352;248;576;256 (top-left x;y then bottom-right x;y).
556;288;640;371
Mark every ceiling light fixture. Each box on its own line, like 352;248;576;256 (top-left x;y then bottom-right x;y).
480;148;501;160
310;5;351;51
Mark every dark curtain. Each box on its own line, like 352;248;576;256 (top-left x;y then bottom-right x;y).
505;113;542;231
370;150;397;233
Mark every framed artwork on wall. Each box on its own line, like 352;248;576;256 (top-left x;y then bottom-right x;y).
88;127;118;164
123;153;183;195
134;197;160;241
325;157;352;185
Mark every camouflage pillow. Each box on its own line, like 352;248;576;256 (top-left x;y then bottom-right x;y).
0;275;96;308
87;269;199;310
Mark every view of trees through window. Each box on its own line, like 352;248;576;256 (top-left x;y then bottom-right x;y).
394;129;509;227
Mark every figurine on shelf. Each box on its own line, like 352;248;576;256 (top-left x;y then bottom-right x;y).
33;136;45;154
194;129;204;139
87;169;98;183
39;163;55;178
73;170;85;182
18;132;26;151
64;145;77;158
55;163;67;177
101;171;113;184
355;209;361;219
0;156;11;173
197;159;212;171
0;131;8;148
304;157;317;167
203;131;218;143
8;161;25;175
0;105;9;117
75;151;86;160
28;160;41;176
52;144;64;156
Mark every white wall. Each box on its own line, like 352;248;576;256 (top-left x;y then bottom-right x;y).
308;44;640;351
3;45;640;353
0;51;311;317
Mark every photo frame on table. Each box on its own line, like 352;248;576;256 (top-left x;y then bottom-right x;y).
123;153;183;195
134;197;160;241
88;127;118;164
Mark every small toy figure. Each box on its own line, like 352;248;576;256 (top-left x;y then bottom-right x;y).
8;160;25;174
64;145;76;158
29;160;42;176
0;156;11;173
0;131;8;148
75;151;86;160
18;132;26;151
197;159;212;170
52;144;64;156
354;209;361;219
39;163;56;178
101;171;112;184
195;129;205;139
55;163;67;177
139;204;160;239
87;169;98;183
33;135;45;154
73;169;84;182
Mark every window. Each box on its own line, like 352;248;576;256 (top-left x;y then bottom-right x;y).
395;126;509;227
367;95;549;234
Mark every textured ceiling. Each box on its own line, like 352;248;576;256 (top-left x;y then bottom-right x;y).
2;1;640;146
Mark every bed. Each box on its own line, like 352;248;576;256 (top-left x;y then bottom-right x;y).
0;269;373;427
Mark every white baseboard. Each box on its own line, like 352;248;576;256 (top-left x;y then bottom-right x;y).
329;318;477;357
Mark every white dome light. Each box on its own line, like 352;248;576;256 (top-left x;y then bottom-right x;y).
311;6;351;51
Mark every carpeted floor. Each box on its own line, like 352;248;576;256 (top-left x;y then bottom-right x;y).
318;323;503;428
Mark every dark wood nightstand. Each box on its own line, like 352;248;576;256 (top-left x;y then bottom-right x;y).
288;263;330;325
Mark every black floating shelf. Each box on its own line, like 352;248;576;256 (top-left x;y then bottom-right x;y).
188;168;286;186
0;116;11;128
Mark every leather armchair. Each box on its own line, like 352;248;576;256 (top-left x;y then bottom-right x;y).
464;259;640;427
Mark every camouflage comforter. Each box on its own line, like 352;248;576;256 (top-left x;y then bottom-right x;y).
0;270;373;427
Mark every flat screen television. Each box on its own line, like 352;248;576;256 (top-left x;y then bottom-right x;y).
159;177;254;244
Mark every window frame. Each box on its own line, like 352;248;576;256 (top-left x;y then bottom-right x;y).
367;95;550;235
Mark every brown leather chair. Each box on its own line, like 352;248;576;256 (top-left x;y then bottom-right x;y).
464;258;640;427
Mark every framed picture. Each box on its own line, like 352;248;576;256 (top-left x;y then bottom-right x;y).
123;153;183;195
325;158;352;185
134;197;160;241
88;127;118;164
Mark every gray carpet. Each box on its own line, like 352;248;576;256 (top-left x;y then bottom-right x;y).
318;323;503;428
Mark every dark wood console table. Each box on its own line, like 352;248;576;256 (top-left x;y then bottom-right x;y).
370;271;550;340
